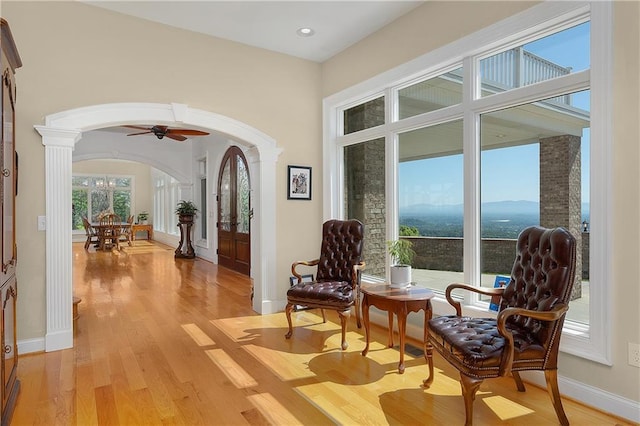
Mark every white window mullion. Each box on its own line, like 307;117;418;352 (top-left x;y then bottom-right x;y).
463;56;481;307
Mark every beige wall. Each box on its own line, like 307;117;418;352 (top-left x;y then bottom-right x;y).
322;0;640;407
3;1;323;342
72;159;153;221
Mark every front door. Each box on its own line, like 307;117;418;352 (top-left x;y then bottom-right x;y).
217;146;250;275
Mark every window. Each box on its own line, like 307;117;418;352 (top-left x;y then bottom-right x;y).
343;138;386;281
325;3;611;364
153;169;179;236
398;67;463;119
72;174;133;230
198;157;208;242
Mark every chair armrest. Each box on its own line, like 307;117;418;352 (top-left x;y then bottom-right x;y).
445;283;505;316
291;259;319;282
496;303;569;375
351;261;366;288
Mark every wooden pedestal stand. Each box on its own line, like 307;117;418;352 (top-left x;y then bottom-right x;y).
175;215;195;259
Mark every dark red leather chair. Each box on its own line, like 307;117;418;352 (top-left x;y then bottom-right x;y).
426;226;576;426
285;219;365;350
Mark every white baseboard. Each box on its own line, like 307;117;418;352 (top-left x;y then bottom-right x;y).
18;337;45;354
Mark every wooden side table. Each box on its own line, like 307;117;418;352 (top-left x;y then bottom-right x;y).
361;284;435;378
131;224;153;240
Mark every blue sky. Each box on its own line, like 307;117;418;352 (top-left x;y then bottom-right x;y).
399;22;591;210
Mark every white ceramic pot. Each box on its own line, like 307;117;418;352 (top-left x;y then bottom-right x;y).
390;265;412;288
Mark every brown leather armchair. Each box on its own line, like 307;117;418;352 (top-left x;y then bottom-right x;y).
426;226;576;426
285;219;365;350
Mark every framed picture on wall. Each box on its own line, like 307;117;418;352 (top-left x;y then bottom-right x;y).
287;165;312;200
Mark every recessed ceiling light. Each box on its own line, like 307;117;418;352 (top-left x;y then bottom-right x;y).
296;27;315;37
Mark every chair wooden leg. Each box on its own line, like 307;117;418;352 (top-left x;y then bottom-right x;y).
545;369;569;426
460;373;483;426
284;303;295;339
84;237;90;250
512;371;526;392
320;309;326;323
337;309;350;350
355;288;362;328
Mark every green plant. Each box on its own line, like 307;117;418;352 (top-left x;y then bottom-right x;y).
137;211;149;221
387;239;415;266
175;200;198;216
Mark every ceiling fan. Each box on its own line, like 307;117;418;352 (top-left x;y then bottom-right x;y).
124;125;210;142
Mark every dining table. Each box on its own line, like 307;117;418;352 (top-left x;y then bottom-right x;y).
91;221;131;250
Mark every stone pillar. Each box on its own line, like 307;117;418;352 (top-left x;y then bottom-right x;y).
539;135;582;300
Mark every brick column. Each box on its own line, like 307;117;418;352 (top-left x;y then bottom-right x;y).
539;135;582;300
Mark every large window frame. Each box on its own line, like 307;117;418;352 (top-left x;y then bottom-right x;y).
323;2;611;364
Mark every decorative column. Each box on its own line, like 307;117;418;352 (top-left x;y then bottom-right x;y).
540;134;582;300
34;126;81;351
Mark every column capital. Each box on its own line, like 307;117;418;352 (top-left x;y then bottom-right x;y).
35;126;81;148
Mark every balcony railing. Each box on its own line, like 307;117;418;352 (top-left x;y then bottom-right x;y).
480;47;573;105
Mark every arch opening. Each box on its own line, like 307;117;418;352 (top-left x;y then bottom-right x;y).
35;102;282;352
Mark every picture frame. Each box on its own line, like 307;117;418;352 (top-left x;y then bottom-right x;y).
287;165;312;200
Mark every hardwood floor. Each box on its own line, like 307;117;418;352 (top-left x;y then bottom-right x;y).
12;241;632;425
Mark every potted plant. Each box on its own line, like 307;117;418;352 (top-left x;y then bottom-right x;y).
137;211;149;225
175;200;198;223
387;239;416;288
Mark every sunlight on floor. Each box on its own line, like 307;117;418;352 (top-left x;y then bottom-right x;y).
205;349;258;388
483;395;535;420
246;393;303;425
181;323;215;346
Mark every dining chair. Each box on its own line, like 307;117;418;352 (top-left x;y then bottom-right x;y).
82;217;99;250
119;215;134;246
426;226;577;426
285;219;365;350
98;213;121;250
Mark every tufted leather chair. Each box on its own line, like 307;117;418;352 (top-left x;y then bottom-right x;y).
426;226;576;426
285;219;366;350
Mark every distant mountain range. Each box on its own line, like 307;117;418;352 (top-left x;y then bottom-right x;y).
400;200;590;217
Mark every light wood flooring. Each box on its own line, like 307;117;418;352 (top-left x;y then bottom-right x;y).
12;241;633;425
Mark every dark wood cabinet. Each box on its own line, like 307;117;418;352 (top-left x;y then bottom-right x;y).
0;18;21;425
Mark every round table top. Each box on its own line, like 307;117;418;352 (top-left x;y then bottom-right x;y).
361;283;435;301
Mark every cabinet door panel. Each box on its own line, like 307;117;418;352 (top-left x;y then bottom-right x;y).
1;277;17;406
1;61;16;280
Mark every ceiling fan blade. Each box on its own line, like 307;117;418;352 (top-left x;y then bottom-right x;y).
123;125;151;131
127;131;153;136
166;129;210;136
165;133;187;142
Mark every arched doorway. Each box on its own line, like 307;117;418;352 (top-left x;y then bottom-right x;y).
35;102;283;352
217;146;251;275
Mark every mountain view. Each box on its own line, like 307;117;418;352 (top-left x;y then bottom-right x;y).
400;201;590;238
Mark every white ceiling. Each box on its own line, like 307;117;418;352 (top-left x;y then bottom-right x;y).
83;1;424;62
